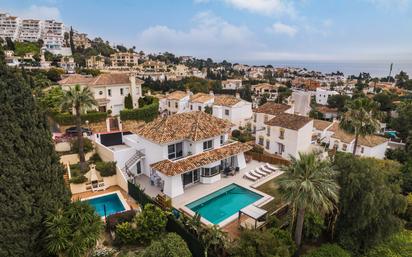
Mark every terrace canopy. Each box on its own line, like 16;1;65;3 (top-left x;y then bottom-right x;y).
238;205;268;229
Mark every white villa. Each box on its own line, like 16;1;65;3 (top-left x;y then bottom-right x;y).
252;102;313;159
94;111;252;199
222;79;242;90
164;90;191;115
189;92;214;111
59;73;143;115
212;94;253;128
315;88;338;106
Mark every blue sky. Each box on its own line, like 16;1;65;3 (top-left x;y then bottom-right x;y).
1;0;411;63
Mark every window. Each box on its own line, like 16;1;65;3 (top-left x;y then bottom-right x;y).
203;140;213;151
361;147;364;153
225;109;230;116
168;101;171;107
342;144;347;151
279;128;285;139
108;89;111;96
120;88;124;95
258;137;264;146
168;142;183;159
99;91;103;95
264;115;268;122
202;166;220;177
277;143;285;153
253;126;256;133
190;105;193;110
265;140;270;150
175;102;178;108
253;114;257;122
198;106;201;111
266;126;270;136
220;135;224;145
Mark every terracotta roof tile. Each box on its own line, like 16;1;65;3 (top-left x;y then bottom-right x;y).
58;73;143;86
213;95;241;107
265;113;312;130
328;122;388;147
313;119;333;131
254;102;291;115
121;120;146;132
135;111;233;144
317;105;338;114
166;91;188;100
150;141;252;176
190;93;214;103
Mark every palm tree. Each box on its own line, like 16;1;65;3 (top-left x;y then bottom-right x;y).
339;98;381;155
278;152;339;248
61;84;96;171
201;225;228;257
44;201;103;257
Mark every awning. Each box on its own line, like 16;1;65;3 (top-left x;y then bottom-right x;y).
240;205;267;220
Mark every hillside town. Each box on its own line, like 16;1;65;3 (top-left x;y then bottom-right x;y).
1;6;412;257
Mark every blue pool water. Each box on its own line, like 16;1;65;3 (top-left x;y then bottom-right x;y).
84;193;126;217
186;184;263;224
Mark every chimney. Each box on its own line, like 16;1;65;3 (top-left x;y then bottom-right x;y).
235;92;240;99
209;90;214;96
186;89;192;96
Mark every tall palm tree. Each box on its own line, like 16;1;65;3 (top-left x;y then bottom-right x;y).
61;84;96;171
278;152;339;248
339;98;381;155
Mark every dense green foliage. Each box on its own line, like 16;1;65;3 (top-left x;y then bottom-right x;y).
334;154;407;254
95;161;117;177
327;94;350;112
71;137;94;154
390;101;412;141
44;201;103;257
137;233;192;257
303;244;351;257
364;230;412;257
14;41;41;57
37;86;65;113
120;99;159;122
0;57;69;256
53;111;108;125
124;93;133;109
134;204;168;243
229;229;294;257
303;213;326;242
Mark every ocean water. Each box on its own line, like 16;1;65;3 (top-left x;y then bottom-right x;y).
252;61;412;78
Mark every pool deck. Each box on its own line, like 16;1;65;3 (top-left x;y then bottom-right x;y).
135;160;283;227
72;185;139;210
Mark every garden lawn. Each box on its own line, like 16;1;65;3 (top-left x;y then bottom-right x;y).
256;175;285;214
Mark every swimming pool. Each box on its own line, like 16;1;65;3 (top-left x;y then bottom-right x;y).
84;193;126;217
186;184;263;224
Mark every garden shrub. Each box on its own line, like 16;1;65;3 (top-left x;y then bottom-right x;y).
137;233;191;257
269;228;296;255
106;209;138;231
69;175;87;184
134;203;167;243
90;248;116;257
303;244;351;257
231;129;241;138
71;138;94;154
88;152;102;164
303;212;326;242
95;161;116;177
364;230;412;257
124;93;133;109
69;163;90;175
115;222;138;246
120;99;159;122
53;111;107;125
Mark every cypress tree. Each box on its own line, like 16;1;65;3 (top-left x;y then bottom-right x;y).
0;52;70;256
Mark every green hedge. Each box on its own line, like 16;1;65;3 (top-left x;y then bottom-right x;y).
120;100;159;122
53;111;108;125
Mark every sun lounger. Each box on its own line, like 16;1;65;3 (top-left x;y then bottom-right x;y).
254;168;267;176
250;170;263;178
243;172;258;181
258;166;272;174
265;163;279;171
260;166;273;174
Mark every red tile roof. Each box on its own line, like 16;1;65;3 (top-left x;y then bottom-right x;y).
265;113;313;130
254;102;291;115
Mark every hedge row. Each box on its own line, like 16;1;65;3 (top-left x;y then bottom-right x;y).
53;111;108;125
120;100;159;122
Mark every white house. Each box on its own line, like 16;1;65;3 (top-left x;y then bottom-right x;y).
290;90;312;116
222;79;242;90
312;119;334;143
315;88;338;105
164;90;191;115
327;122;389;159
252;102;294;134
255;113;313;159
59;73;143;115
189;92;214;112
94;112;251;198
212;94;253;128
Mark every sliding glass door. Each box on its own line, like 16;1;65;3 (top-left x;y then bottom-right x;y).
182;169;200;187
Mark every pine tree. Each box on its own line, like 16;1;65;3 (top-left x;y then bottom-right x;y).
0;53;70;257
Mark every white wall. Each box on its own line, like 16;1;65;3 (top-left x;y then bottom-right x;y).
316;88;338;105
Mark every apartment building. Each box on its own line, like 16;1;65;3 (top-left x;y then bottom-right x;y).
42;20;65;49
59;73;143;115
19;19;43;42
110;52;140;67
58;56;76;73
212;94;253;128
0;13;21;40
222;79;242;90
72;32;91;49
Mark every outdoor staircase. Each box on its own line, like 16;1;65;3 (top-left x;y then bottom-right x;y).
121;150;145;181
63;171;70;187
